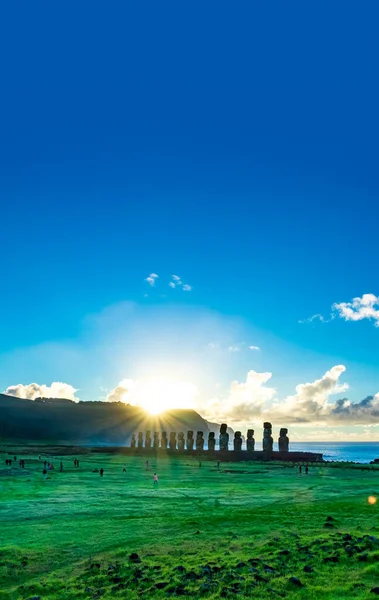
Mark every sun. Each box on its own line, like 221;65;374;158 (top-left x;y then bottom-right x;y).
133;378;198;414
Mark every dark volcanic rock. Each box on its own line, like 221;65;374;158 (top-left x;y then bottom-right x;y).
174;565;186;573
129;553;141;563
303;565;313;573
323;556;339;563
288;577;304;587
155;581;169;589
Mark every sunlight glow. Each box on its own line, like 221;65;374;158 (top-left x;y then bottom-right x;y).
122;377;198;414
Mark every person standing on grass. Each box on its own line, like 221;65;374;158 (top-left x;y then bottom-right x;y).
123;465;126;473
153;473;158;485
100;468;104;477
305;465;309;474
43;468;47;480
299;465;302;474
146;460;149;470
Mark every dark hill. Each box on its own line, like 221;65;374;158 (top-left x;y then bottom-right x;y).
0;394;213;445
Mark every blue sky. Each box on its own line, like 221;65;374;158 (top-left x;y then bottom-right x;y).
1;2;379;439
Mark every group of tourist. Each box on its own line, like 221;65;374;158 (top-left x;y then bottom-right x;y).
4;457;25;468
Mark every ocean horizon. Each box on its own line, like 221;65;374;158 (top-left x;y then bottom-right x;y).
261;441;379;464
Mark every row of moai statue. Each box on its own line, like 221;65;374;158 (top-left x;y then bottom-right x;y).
130;423;289;452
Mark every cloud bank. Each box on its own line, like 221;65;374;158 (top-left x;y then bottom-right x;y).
200;365;379;427
3;382;79;401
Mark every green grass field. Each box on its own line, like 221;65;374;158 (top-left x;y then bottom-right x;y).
1;448;379;599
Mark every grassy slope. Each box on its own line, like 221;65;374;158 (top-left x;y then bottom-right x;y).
1;450;379;599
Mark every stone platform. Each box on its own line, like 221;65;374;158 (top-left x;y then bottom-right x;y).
90;447;323;462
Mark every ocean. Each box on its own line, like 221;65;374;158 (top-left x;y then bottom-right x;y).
261;442;379;464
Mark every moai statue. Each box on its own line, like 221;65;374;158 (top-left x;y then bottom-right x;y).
178;432;185;451
219;423;229;451
130;433;136;449
208;432;216;452
153;432;160;449
161;431;168;449
196;431;204;451
137;432;143;448
169;432;177;450
246;429;255;451
233;431;242;451
278;428;289;452
187;431;194;451
262;422;273;452
145;430;152;449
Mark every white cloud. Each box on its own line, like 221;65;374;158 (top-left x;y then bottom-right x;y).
3;382;79;402
301;293;379;327
228;345;240;352
145;273;159;287
201;370;276;426
249;345;260;351
333;293;379;327
299;313;328;324
168;274;192;292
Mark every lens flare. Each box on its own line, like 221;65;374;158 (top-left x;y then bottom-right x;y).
368;496;377;505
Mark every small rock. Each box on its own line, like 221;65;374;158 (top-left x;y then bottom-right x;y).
129;553;141;563
288;577;304;587
324;522;334;528
173;585;186;595
303;565;313;573
236;561;247;569
342;534;353;542
264;567;275;574
326;516;335;522
174;565;186;573
155;581;169;589
323;556;339;563
195;530;200;534
279;549;290;556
